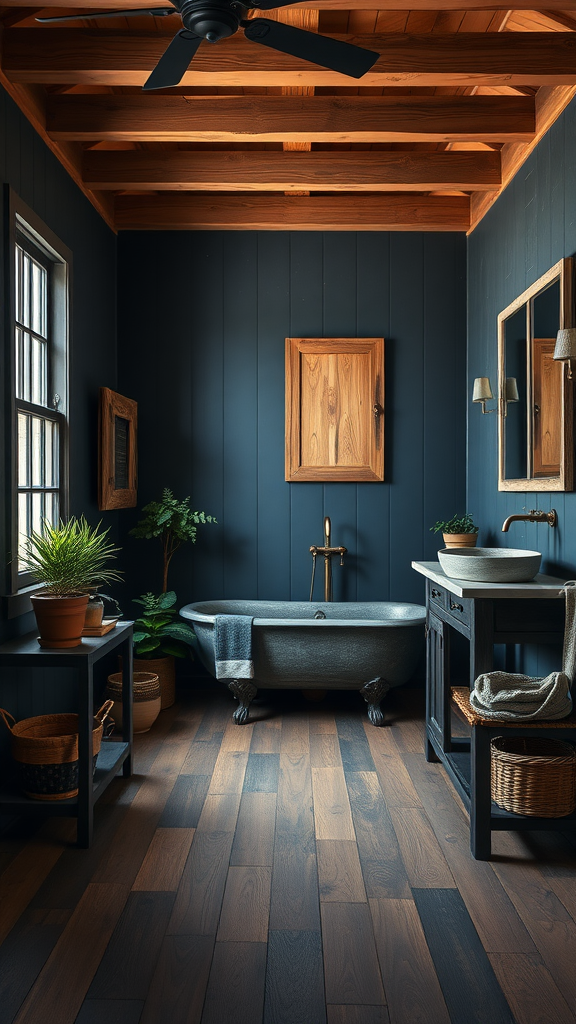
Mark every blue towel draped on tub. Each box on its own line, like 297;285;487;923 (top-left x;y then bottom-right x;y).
214;615;254;679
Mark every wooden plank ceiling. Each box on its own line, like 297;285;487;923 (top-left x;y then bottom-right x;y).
1;1;576;231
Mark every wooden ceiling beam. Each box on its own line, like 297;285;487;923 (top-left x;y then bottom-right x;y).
114;192;470;231
0;67;115;229
83;147;501;191
0;0;573;9
46;95;535;143
469;84;576;231
5;31;576;88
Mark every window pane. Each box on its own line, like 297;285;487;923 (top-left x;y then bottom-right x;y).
45;420;55;488
31;491;43;538
31;260;47;337
31;336;47;406
18;413;30;487
18;493;30;569
48;491;59;527
31;416;44;487
21;251;31;330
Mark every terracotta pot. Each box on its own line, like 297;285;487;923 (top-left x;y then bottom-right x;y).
133;655;176;709
31;595;89;649
442;533;478;549
106;671;161;734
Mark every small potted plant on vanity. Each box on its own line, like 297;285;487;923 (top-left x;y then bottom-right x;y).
21;517;122;648
430;512;479;549
129;489;216;707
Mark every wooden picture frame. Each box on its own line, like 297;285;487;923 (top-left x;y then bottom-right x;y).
285;337;385;482
98;387;138;510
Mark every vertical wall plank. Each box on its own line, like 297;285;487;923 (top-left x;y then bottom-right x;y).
118;229;467;613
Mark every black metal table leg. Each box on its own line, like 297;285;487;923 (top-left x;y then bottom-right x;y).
470;723;492;860
77;661;94;848
121;634;133;776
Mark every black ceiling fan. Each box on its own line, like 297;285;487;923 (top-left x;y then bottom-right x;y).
36;1;380;90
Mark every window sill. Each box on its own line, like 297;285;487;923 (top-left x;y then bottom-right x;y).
3;584;43;620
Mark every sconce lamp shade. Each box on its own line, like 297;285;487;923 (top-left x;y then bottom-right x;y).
472;377;494;403
554;328;576;362
505;377;519;403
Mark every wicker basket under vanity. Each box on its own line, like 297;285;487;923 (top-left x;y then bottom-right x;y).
491;735;576;817
106;671;161;734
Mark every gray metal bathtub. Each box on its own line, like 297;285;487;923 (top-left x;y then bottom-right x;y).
180;599;426;726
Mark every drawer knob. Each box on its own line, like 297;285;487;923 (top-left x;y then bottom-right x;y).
431;588;442;599
450;599;464;613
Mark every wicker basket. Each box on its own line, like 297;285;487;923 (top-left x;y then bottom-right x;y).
106;671;161;734
491;735;576;817
0;700;114;801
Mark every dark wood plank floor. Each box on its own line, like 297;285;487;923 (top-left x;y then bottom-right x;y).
2;685;576;1024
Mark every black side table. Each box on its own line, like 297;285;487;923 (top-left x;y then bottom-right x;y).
0;621;133;847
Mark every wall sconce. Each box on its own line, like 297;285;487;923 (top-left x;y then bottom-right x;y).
503;376;519;416
472;377;495;414
553;328;576;379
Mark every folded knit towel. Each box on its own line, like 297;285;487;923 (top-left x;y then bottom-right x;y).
470;670;572;720
470;580;576;721
214;615;254;680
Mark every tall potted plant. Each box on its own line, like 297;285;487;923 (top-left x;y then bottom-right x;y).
21;517;122;648
129;489;216;707
430;512;479;550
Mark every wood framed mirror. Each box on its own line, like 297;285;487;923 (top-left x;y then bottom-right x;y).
498;257;574;491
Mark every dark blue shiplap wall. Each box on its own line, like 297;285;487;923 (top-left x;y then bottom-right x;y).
0;86;118;756
468;95;576;674
118;231;466;612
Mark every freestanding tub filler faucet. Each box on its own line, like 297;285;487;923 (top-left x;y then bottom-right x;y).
310;516;347;601
501;508;558;532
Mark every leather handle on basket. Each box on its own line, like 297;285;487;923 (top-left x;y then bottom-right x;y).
0;709;16;733
95;700;115;722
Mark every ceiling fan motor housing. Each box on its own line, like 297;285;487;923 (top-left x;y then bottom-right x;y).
180;0;240;39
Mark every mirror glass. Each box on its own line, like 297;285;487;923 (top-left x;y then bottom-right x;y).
498;258;574;491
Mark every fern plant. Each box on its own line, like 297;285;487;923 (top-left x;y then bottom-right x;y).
132;591;196;658
20;517;122;596
130;488;216;593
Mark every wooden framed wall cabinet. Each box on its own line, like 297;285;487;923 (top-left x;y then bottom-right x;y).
98;387;138;510
285;337;385;482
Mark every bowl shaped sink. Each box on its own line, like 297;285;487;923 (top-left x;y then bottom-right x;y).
437;547;542;583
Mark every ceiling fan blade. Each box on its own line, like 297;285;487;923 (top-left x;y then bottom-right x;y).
36;7;175;22
143;29;203;90
243;19;379;79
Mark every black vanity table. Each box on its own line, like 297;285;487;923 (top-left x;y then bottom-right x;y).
412;561;576;858
0;621;133;847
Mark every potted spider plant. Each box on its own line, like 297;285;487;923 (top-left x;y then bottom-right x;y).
430;512;479;549
21;517;122;648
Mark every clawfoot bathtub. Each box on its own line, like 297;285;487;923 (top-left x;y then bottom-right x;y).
180;600;426;726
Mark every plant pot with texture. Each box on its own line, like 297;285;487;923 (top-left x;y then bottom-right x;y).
21;517;122;648
430;512;479;551
131;591;196;709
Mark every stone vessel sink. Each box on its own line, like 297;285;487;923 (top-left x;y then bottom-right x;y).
437;547;542;583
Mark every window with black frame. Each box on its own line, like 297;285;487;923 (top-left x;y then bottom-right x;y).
11;202;70;591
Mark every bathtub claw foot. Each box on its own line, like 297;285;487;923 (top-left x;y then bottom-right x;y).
360;677;389;726
228;680;258;724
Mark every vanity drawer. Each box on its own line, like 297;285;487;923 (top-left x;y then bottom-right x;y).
445;594;471;626
428;584;447;612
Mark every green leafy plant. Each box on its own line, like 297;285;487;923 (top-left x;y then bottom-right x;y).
130;488;216;593
132;591;196;658
19;517;122;596
430;512;479;535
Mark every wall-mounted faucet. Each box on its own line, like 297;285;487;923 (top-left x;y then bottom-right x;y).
501;508;558;532
310;516;347;601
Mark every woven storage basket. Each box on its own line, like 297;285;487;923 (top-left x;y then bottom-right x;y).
106;671;161;734
491;735;576;817
0;700;114;801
